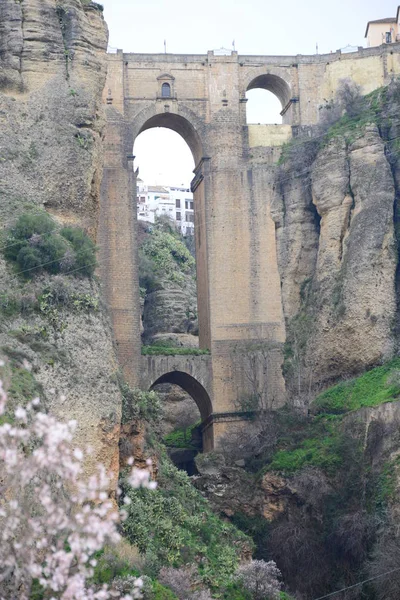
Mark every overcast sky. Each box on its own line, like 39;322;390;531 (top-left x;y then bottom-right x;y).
100;0;395;186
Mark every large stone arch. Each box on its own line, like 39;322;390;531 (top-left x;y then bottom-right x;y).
132;107;212;350
101;51;289;455
129;103;208;167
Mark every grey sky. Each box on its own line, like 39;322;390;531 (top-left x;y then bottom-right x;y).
101;0;394;186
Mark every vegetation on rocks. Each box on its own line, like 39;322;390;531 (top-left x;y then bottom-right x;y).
163;422;201;451
119;381;162;425
141;346;209;357
139;218;195;293
265;359;400;476
211;359;400;599
2;212;96;278
121;456;252;594
278;78;397;167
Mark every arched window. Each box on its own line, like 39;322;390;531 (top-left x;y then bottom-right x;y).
162;82;171;98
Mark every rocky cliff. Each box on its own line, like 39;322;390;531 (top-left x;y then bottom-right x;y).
195;359;400;599
271;85;400;397
0;0;121;485
138;220;198;346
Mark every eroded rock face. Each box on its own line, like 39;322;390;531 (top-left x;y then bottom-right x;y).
273;125;398;390
311;126;397;382
0;0;108;230
0;0;121;487
143;281;198;343
271;158;320;322
155;383;200;437
194;459;291;520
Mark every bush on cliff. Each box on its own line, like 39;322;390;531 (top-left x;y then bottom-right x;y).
139;217;195;291
120;455;252;593
3;212;96;278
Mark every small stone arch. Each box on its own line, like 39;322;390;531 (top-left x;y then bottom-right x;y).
150;370;213;423
246;73;292;110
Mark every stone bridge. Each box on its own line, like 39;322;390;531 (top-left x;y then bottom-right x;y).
140;355;214;449
99;44;400;449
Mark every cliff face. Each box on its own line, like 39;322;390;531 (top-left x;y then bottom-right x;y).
0;0;107;229
272;112;399;393
138;221;198;346
0;0;121;485
195;361;400;599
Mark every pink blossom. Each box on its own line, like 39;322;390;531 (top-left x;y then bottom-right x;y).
0;376;156;600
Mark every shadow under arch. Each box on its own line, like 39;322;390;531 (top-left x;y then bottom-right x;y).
247;73;291;111
133;110;205;167
150;370;212;424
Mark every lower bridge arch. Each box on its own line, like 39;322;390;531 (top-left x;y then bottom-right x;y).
150;370;214;453
150;370;212;423
141;355;214;450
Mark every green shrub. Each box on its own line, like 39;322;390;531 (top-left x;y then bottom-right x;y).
139;251;161;293
15;246;43;274
0;293;37;316
2;212;96;279
0;362;44;422
60;227;97;277
222;581;251;600
140;230;195;287
141;346;210;357
92;549;140;585
265;360;400;477
150;581;179;600
119;380;162;424
40;235;70;273
163;422;201;450
8;364;43;407
267;430;346;475
312;358;400;416
121;457;251;592
8;213;55;247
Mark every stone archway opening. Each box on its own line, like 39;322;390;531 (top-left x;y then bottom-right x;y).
137;112;203;166
133;112;211;352
246;74;292;125
150;371;213;474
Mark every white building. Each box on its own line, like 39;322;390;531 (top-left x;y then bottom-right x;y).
169;186;194;235
136;180;194;236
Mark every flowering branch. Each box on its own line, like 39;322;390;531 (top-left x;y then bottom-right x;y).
0;364;156;600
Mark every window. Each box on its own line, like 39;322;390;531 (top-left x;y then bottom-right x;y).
190;201;194;210
162;82;171;98
176;199;181;208
185;212;194;223
176;212;181;220
185;200;189;209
